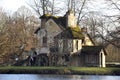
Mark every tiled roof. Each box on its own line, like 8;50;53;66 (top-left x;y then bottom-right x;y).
68;26;84;39
35;14;67;34
40;14;67;28
81;46;107;55
55;26;84;39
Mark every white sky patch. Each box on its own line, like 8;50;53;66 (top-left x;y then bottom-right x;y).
87;0;119;16
0;0;119;16
88;0;107;12
0;0;27;12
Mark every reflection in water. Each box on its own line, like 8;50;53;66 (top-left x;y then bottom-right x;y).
0;74;120;80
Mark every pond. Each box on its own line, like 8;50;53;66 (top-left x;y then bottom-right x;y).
0;74;120;80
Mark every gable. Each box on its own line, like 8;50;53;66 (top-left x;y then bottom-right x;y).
40;14;67;29
83;34;95;46
45;19;62;37
55;26;84;39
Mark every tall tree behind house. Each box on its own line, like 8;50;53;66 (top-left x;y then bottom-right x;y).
28;0;63;16
0;6;39;65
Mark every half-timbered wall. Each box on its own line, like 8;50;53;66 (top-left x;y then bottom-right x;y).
67;39;73;52
57;39;82;55
58;39;63;53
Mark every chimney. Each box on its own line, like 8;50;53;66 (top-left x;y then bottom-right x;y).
65;10;77;28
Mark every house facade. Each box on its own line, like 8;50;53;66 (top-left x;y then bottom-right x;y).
34;10;107;67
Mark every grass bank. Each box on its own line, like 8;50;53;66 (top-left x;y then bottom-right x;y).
0;66;120;75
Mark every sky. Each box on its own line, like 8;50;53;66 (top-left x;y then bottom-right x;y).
0;0;104;11
0;0;104;13
0;0;119;16
0;0;28;12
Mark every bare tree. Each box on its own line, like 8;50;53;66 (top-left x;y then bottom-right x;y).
0;8;9;62
27;0;62;16
98;0;120;47
81;12;105;45
26;0;49;16
12;6;39;50
77;0;87;24
0;6;39;65
65;0;89;25
79;0;120;48
47;0;63;15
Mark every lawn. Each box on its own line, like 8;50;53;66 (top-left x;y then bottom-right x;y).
0;66;120;75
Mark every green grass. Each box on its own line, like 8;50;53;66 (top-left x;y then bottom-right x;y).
68;67;116;75
0;66;120;75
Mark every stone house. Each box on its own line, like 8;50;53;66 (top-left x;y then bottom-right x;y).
34;10;107;67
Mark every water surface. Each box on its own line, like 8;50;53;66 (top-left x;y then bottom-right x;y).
0;74;120;80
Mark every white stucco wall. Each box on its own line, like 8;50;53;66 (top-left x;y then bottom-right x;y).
99;50;106;67
72;39;82;54
101;50;106;67
83;34;94;46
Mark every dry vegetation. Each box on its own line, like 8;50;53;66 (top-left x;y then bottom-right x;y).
0;7;39;65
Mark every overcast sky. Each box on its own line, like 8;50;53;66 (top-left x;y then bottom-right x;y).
0;0;27;12
0;0;103;11
0;0;119;16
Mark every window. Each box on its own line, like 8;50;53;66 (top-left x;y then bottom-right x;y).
76;40;78;50
65;55;69;61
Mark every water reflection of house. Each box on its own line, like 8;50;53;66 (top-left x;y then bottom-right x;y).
34;10;107;67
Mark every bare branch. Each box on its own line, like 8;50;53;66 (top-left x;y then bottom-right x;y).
77;0;87;24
